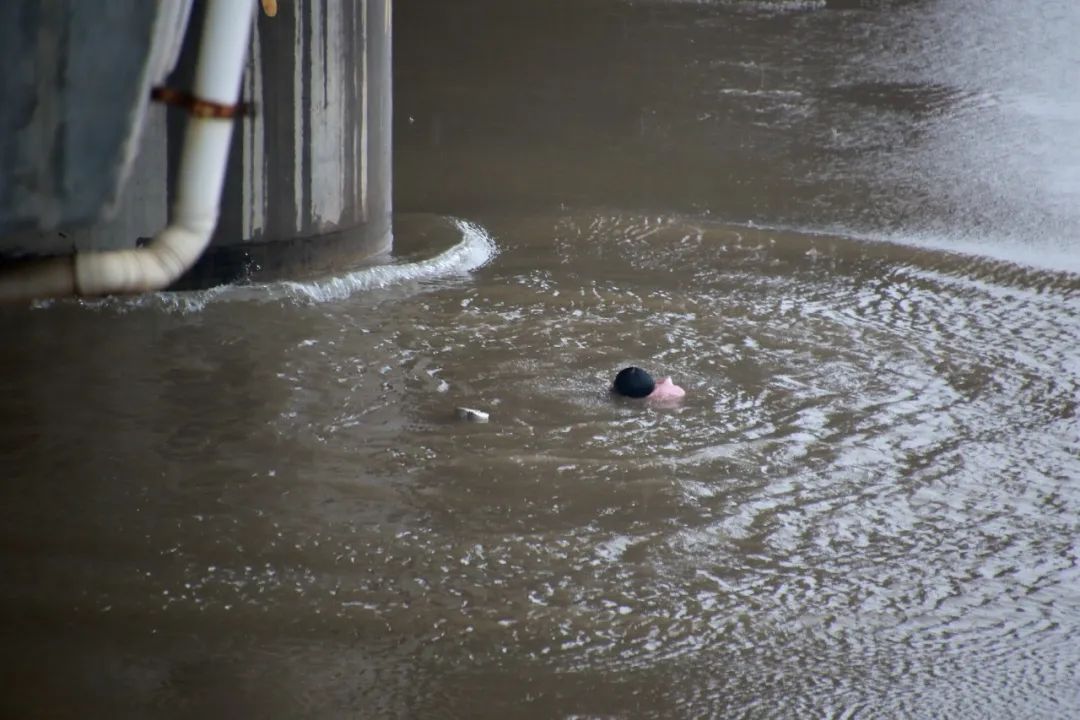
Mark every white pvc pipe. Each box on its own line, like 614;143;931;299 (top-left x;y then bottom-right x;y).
74;114;235;295
0;0;255;302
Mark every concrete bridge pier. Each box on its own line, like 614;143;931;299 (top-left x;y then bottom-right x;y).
0;0;392;295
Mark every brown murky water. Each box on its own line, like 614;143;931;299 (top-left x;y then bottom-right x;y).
3;1;1080;718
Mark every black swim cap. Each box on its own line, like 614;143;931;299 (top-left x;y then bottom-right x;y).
612;366;655;398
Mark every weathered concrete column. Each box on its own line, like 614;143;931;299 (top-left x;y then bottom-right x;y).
177;0;393;287
0;0;392;293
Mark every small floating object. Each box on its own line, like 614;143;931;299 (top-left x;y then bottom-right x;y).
456;407;490;423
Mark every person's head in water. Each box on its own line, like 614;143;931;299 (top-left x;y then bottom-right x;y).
612;366;687;400
612;366;656;398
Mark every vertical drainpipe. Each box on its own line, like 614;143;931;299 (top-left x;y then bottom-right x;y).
0;0;256;303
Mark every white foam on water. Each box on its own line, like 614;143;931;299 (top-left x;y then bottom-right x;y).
51;218;497;314
278;219;497;304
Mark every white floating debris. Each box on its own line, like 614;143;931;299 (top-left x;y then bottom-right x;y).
456;407;490;423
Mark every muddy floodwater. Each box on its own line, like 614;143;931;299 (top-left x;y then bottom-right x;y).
3;1;1080;718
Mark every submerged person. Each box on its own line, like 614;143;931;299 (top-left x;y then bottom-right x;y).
611;366;685;401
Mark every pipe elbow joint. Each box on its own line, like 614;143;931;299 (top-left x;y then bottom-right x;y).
73;222;213;296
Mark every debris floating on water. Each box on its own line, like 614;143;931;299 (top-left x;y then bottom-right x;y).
456;407;490;423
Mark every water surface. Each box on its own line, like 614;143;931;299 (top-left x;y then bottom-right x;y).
3;1;1080;718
